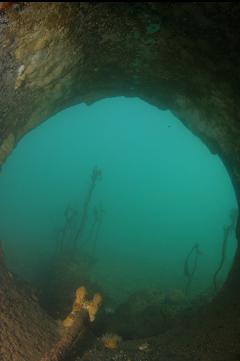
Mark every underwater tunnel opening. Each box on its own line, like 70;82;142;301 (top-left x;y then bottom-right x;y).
0;96;238;337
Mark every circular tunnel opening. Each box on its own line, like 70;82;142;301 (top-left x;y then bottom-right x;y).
0;97;238;339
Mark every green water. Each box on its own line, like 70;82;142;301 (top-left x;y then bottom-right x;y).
0;97;238;304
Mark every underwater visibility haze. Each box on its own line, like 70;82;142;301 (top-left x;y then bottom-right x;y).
0;97;237;307
2;3;240;361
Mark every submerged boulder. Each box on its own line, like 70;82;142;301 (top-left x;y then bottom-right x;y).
96;289;188;339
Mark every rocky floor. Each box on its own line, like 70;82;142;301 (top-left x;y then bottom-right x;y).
74;301;240;361
1;244;240;361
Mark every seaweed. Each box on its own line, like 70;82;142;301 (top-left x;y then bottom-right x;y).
84;204;104;258
184;243;202;295
213;208;238;292
90;205;104;258
72;166;102;252
54;206;78;255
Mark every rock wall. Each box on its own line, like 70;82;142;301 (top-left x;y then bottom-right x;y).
0;248;58;361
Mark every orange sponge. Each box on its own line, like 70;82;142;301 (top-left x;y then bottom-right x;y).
63;287;102;327
72;286;88;312
85;293;103;322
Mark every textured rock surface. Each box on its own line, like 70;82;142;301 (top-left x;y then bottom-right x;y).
0;253;58;361
1;2;240;360
1;3;240;167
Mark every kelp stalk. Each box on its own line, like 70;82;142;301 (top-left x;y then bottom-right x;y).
73;167;102;251
184;243;201;295
213;209;238;292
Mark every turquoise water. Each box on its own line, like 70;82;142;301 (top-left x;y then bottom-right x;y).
0;97;237;303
